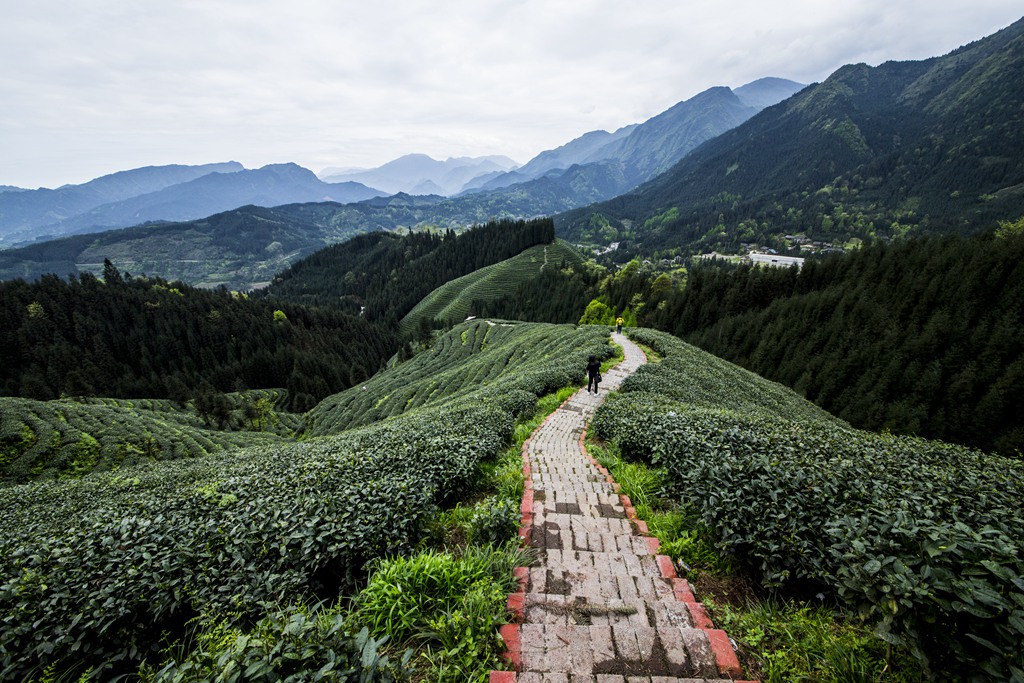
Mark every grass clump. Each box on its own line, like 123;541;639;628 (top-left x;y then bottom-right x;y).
707;597;924;683
352;544;530;682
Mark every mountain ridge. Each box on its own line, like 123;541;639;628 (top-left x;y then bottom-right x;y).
0;162;244;245
471;78;804;195
0;162;384;248
319;153;519;195
555;16;1024;253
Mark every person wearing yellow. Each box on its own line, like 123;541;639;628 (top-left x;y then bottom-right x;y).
615;316;624;334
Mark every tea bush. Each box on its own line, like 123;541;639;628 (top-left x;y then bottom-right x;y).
594;327;1024;680
469;495;521;546
147;607;409;683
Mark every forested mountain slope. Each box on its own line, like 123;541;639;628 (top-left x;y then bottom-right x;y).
666;231;1024;456
0;203;387;290
261;217;556;325
1;163;382;247
0;267;396;410
557;17;1024;253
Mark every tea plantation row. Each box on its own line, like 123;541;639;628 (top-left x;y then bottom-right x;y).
0;321;615;679
399;240;583;336
307;319;610;435
0;390;298;485
593;328;1024;681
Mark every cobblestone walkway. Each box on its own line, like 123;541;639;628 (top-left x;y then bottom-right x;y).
491;333;753;683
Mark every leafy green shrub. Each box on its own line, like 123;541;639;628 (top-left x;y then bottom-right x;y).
595;327;1024;680
147;606;410;683
0;391;296;484
469;496;520;546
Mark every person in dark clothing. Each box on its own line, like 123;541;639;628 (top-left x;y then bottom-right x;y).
586;355;602;393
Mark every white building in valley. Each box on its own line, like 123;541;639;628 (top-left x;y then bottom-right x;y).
748;252;805;269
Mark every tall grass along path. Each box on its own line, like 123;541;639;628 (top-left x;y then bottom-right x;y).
491;332;756;683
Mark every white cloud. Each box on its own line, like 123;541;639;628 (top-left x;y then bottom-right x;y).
1;0;1020;188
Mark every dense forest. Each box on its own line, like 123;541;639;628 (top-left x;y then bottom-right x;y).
0;219;556;413
674;232;1024;456
472;227;1024;457
260;217;556;324
0;262;397;411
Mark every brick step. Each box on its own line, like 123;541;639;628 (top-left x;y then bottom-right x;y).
520;593;697;629
516;622;725;679
528;568;675;603
493;673;745;683
529;524;653;555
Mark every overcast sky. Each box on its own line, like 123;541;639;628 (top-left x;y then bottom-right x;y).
2;1;1021;189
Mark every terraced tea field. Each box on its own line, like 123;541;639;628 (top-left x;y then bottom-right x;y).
0;390;297;484
594;328;1024;680
0;320;614;680
399;239;582;336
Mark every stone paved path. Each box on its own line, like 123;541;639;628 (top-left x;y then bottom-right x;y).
491;333;753;683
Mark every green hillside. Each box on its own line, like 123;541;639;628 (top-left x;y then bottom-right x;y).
307;318;608;435
262;217;556;325
0;320;613;679
0;390;298;485
0;204;380;290
557;17;1024;254
595;327;1024;680
399;239;582;335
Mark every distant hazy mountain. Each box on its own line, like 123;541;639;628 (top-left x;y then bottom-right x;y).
2;163;384;247
733;77;810;109
591;86;768;183
464;127;638;193
468;78;804;196
0;162;243;245
556;17;1024;251
319;154;519;196
0;186;26;194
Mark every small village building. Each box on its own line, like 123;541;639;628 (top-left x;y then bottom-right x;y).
748;252;805;268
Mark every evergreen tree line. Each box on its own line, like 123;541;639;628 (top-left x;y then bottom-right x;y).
261;218;556;325
0;264;398;412
471;232;1024;456
677;234;1023;456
